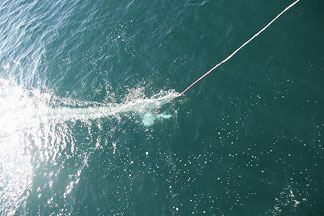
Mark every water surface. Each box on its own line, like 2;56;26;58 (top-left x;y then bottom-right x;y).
0;0;324;215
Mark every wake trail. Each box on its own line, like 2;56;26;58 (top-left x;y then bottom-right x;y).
45;90;181;124
0;79;180;133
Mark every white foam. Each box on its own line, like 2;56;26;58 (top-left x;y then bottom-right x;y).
42;89;180;125
0;79;180;132
0;78;180;214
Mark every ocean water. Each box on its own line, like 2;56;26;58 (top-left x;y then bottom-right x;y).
1;0;324;215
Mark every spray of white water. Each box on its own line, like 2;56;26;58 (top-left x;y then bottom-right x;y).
0;79;180;133
45;89;180;126
0;78;180;215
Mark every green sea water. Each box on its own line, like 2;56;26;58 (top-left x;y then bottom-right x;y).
1;0;324;215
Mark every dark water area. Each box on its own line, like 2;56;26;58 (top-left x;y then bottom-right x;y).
1;0;324;215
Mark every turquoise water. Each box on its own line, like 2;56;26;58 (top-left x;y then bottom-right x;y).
1;0;324;215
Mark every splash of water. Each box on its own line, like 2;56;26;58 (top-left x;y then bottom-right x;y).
44;89;180;125
0;78;180;214
0;79;180;133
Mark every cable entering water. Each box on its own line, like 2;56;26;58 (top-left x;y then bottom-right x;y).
180;0;300;96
